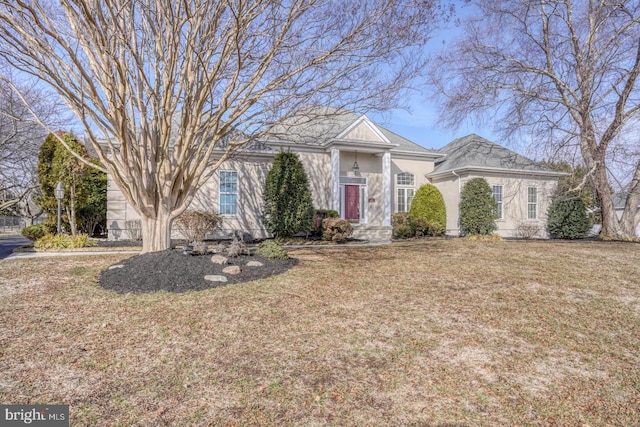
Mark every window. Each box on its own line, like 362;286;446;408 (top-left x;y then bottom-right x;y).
396;173;416;213
219;170;238;215
527;187;537;219
397;172;415;186
397;188;415;213
492;185;503;219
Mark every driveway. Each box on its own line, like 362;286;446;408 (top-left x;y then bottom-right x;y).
0;235;32;260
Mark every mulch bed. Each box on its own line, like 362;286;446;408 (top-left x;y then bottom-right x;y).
98;249;297;294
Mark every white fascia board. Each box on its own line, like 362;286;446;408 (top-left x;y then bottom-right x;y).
335;114;392;144
325;139;399;153
426;166;569;179
390;150;446;161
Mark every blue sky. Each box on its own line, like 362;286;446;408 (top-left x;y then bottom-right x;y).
368;99;492;151
367;3;498;152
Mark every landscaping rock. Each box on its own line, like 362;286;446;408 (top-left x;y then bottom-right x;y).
210;255;228;265
204;275;227;283
108;264;125;270
246;260;263;267
222;265;241;275
98;249;297;293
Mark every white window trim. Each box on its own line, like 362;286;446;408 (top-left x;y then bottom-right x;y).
396;187;415;213
527;187;538;220
396;172;416;213
492;185;503;220
396;172;415;186
219;169;239;216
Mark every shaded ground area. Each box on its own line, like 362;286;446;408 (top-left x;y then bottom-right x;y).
99;249;297;293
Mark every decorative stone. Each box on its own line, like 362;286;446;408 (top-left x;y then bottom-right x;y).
222;265;241;275
108;264;125;270
210;255;228;265
246;260;263;267
204;275;227;282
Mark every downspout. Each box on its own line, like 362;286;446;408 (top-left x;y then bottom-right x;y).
451;170;461;236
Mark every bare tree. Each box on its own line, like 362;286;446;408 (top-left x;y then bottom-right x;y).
430;0;640;238
0;0;447;252
0;70;68;218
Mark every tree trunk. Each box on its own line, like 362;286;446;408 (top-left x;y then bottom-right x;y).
139;208;174;253
598;183;637;238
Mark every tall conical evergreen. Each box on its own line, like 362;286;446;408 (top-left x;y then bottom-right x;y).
459;178;497;235
262;151;314;238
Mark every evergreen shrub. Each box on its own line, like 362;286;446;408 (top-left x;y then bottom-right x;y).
256;240;289;259
262;151;315;238
547;197;591;239
21;224;47;241
408;184;446;235
459;178;497;235
392;213;414;238
412;217;444;237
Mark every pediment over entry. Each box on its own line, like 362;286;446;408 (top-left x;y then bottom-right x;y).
336;115;391;144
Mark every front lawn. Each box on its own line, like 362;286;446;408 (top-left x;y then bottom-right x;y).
0;239;638;426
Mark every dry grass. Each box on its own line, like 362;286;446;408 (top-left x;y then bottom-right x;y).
0;239;639;426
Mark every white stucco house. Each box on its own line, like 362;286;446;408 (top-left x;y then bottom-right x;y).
106;111;566;241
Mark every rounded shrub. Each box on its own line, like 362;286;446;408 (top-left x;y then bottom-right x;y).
459;178;497;235
408;184;446;235
256;239;289;259
21;224;47;241
547;197;591;239
392;213;415;238
322;218;353;242
312;209;339;236
412;217;444;237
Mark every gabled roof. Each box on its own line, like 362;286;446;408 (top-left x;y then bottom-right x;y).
428;134;565;177
264;106;441;158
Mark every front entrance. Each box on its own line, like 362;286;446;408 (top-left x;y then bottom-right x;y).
339;176;367;223
344;185;360;220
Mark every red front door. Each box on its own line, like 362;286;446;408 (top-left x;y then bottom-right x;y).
344;185;360;220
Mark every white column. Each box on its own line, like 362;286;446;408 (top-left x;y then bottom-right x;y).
382;151;391;226
331;148;340;212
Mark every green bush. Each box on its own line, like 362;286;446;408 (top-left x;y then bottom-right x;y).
174;210;222;243
392;213;415;238
459;178;497;235
322;218;353;242
34;233;97;249
547;197;591;239
21;224;47;241
256;240;289;259
408;184;446;235
412;217;444;237
262;151;315;238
